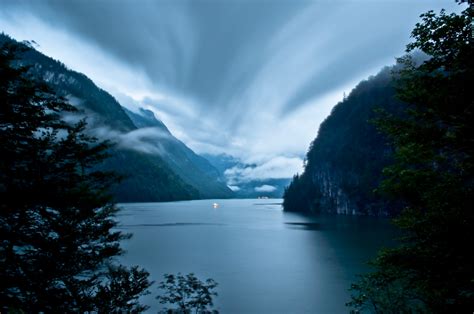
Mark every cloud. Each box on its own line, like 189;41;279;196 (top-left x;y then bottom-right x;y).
62;108;173;155
0;0;461;181
254;185;277;193
92;126;172;155
10;0;197;90
224;156;303;184
227;185;240;192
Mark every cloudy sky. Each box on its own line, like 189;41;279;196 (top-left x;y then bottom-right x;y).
0;0;459;181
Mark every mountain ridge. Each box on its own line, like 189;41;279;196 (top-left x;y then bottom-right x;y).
0;33;233;201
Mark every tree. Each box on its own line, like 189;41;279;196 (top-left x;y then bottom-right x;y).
157;273;219;314
0;40;151;311
348;3;473;313
283;173;321;213
94;265;153;313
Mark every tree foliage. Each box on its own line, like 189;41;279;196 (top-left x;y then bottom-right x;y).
157;273;219;314
283;173;320;212
348;4;473;313
94;265;153;313
0;41;151;312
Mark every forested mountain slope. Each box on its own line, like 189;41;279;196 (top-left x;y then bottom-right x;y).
123;108;233;199
283;66;404;216
0;33;232;201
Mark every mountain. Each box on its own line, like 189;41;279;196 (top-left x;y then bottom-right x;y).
0;34;233;201
123;108;233;199
202;153;292;198
283;66;405;216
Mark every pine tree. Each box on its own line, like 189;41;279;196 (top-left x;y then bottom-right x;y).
348;3;473;312
0;41;151;312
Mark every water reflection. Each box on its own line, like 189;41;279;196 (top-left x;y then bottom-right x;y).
285;222;323;231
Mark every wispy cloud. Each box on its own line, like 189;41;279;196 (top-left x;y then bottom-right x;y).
63;109;173;156
92;126;172;155
255;185;277;193
227;185;240;192
0;0;460;181
224;156;303;185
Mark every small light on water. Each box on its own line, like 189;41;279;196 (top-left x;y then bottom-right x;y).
213;202;219;209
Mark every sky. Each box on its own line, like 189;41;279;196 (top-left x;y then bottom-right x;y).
0;0;460;182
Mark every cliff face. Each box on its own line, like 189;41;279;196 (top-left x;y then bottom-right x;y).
283;67;404;216
311;164;354;215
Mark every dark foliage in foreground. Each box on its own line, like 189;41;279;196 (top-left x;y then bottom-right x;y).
0;41;151;312
157;273;219;314
348;4;474;313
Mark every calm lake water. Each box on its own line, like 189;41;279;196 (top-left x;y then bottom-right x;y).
117;199;396;313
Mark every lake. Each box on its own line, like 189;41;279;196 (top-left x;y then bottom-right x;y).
117;199;396;313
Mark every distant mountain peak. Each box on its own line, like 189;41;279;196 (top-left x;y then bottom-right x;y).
138;108;157;120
